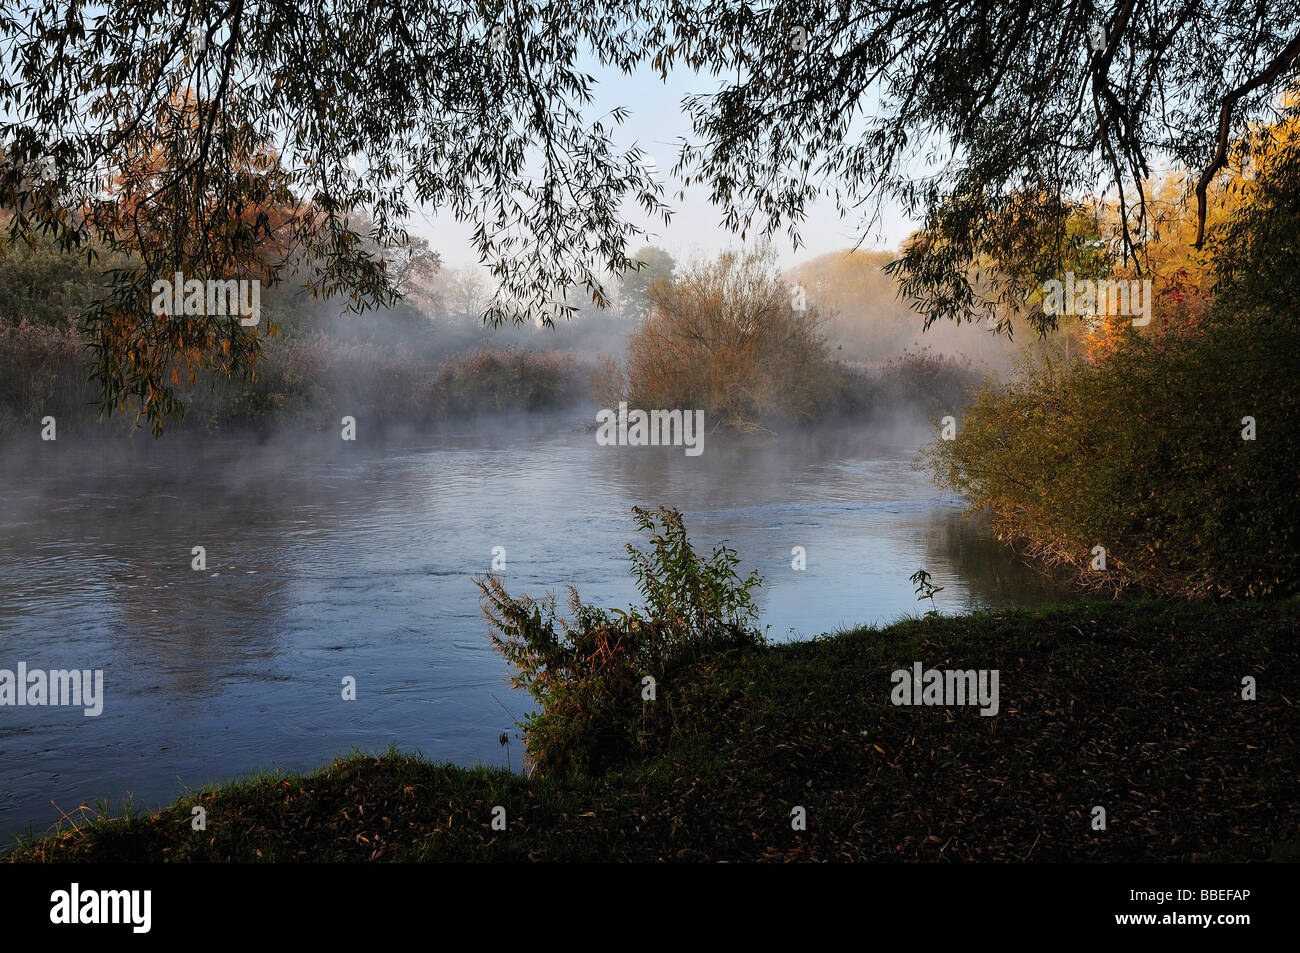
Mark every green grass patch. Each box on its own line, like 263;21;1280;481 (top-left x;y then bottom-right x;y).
6;598;1297;862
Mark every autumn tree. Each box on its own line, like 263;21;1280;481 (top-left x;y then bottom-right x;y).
603;247;839;431
921;104;1300;597
3;2;1298;429
0;0;667;430
650;2;1299;334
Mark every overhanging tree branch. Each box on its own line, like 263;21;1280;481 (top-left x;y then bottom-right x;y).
1193;30;1300;249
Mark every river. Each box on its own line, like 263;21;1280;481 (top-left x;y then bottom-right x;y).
0;414;1073;843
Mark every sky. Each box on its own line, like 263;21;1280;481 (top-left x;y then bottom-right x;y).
406;60;920;274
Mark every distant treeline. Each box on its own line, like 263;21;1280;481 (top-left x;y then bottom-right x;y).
0;316;979;438
0;237;986;438
0;320;601;436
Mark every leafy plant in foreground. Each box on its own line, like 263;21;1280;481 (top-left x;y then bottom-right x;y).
477;505;764;776
910;568;945;619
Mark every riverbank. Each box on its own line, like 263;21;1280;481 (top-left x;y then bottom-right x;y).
7;598;1298;862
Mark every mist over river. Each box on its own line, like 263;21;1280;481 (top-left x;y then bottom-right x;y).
0;413;1074;843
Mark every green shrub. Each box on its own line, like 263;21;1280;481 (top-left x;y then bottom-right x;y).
922;312;1299;598
830;348;984;422
430;346;592;415
477;506;764;776
0;234;121;328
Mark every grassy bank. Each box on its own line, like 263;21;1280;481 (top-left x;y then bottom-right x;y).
7;598;1298;862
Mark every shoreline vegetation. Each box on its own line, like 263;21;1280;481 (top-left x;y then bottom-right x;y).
0;238;988;440
0;318;982;439
6;596;1297;863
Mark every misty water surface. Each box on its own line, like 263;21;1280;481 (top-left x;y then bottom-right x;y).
0;414;1074;842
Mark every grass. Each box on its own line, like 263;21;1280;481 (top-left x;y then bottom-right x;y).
6;598;1298;862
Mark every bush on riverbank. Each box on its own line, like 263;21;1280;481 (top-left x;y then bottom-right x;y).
830;348;984;423
598;248;843;431
7;596;1297;862
593;247;985;432
920;131;1300;599
431;347;595;416
477;506;765;776
921;307;1298;600
0;320;100;433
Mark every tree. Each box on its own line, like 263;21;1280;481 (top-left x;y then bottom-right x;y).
619;244;676;321
786;250;917;358
1212;98;1300;325
649;2;1300;334
437;265;493;322
4;2;1297;429
919;105;1300;598
606;247;839;431
0;0;667;429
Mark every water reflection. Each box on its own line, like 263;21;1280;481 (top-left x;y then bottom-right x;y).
0;416;1075;842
